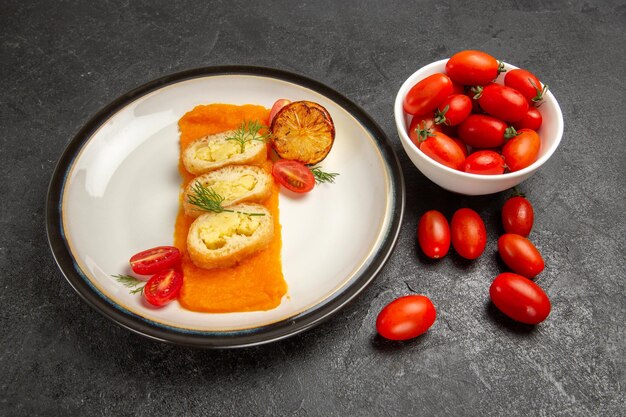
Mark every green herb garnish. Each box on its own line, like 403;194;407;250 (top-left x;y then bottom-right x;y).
112;274;145;295
225;120;270;153
310;166;339;184
187;182;264;216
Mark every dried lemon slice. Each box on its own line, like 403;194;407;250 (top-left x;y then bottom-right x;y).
270;101;335;165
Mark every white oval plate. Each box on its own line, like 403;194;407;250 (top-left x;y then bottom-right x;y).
47;66;404;348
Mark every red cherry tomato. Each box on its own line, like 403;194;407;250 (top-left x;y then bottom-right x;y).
490;272;551;324
129;246;181;275
502;129;541;172
512;107;543;131
450;208;487;259
464;150;505;175
143;268;183;307
504;69;547;104
434;94;472;126
269;99;291;124
451;81;465;94
376;295;436;341
419;131;466;170
502;196;534;237
403;73;453;116
446;50;500;86
478;84;529;122
457;114;513;148
272;159;315;193
498;234;545;278
417;210;450;259
452;137;468;157
408;113;443;146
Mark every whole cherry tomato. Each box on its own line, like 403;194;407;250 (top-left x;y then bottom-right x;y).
464;150;505;175
445;50;500;86
504;68;548;104
434;94;472;126
502;128;541;172
450;208;487;259
498;234;545;278
512;107;543;131
376;295;436;341
478;83;529;122
490;272;551;324
502;195;534;237
419;131;466;170
457;114;516;148
417;210;450;259
404;73;453;116
452;137;468;157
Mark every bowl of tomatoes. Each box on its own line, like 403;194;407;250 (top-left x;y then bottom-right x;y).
394;50;564;195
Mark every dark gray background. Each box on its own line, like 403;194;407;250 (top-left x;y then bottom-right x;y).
2;0;624;415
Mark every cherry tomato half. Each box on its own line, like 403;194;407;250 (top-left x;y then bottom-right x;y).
143;268;183;307
502;196;534;237
450;208;487;259
504;69;547;104
417;210;450;259
457;114;513;148
512;107;543;131
129;246;181;275
446;50;500;86
478;83;529;122
376;295;436;341
502;128;541;172
434;94;472;126
272;159;315;193
269;99;291;124
403;73;453;116
490;272;551;324
498;234;545;278
464;150;505;175
419;131;466;171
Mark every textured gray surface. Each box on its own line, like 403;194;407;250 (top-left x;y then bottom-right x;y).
1;0;625;415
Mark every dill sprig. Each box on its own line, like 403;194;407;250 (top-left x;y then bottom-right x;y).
310;166;339;184
187;182;265;216
225;120;270;153
112;274;145;295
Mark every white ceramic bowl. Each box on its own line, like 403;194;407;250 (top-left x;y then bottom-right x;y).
394;59;563;195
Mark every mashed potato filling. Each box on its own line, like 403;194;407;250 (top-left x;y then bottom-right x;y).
197;212;261;250
195;139;241;162
203;175;257;202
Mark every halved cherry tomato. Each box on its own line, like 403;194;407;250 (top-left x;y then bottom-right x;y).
272;159;315;193
434;94;472;126
450;208;487;259
376;295;436;341
458;114;515;148
478;83;529;122
408;113;443;146
403;73;453;116
129;246;181;275
490;272;551;324
419;131;466;170
464;150;505;175
143;268;183;307
502;128;541;172
504;69;547;104
446;50;500;86
498;234;544;278
512;107;543;131
417;210;450;259
269;99;291;124
502;196;534;237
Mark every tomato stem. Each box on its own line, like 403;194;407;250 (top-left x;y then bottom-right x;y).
415;126;435;143
433;105;450;125
510;186;526;198
529;78;549;106
470;85;483;100
497;60;507;75
504;126;519;139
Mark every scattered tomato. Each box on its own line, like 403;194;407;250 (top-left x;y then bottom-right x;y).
457;114;514;148
450;208;487;259
434;94;472;126
272;159;315;193
403;73;453;116
490;272;551;324
129;246;181;276
417;210;450;259
512;106;543;131
478;83;529;122
445;50;500;86
419;131;466;170
502;128;541;172
376;295;436;341
498;234;545;278
502;196;534;237
269;99;291;124
464;150;505;175
504;69;547;104
143;268;183;307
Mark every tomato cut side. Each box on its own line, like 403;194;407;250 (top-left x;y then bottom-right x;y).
143;269;184;307
272;159;315;193
129;246;181;275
